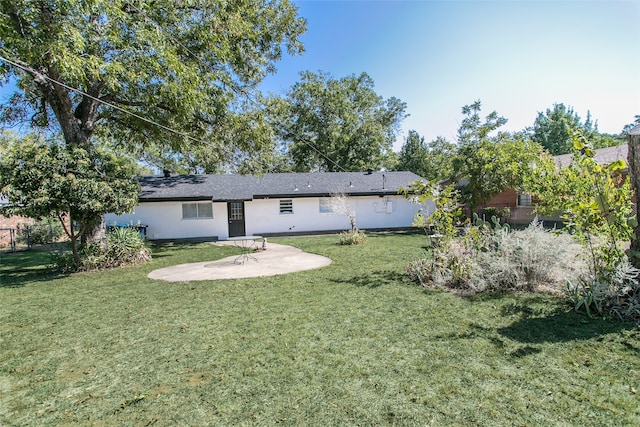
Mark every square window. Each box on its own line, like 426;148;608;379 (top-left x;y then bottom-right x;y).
182;203;198;219
198;202;213;218
319;197;335;214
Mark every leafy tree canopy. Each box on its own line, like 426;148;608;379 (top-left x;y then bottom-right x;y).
281;71;407;172
396;130;455;182
0;132;140;265
0;0;306;160
456;100;508;146
453;101;553;213
622;115;640;135
532;103;622;155
457;136;553;213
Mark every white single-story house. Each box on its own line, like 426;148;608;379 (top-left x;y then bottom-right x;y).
105;171;430;241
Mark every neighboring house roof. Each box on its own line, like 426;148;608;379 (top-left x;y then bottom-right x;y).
138;171;424;202
554;144;628;168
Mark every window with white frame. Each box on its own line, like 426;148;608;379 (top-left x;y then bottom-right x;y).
279;199;293;214
319;197;336;214
182;202;213;219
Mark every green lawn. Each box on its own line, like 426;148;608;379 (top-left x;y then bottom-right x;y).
1;233;638;426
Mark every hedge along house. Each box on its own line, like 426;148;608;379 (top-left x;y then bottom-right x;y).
105;171;429;241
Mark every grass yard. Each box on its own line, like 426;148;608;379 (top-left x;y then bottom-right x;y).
1;233;639;426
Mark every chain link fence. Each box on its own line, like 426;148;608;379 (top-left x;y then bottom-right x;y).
0;220;66;254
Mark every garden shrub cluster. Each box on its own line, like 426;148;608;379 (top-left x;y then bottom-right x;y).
407;220;585;293
405;134;640;324
339;228;366;245
565;262;640;323
52;227;151;272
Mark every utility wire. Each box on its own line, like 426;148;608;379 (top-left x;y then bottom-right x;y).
1;5;348;174
0;53;210;146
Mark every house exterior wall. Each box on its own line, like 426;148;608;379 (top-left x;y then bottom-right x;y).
246;195;421;237
356;195;424;229
107;195;423;241
484;188;564;225
105;201;228;241
485;188;518;209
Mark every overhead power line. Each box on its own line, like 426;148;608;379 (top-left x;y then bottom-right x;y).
0;53;209;146
2;8;348;174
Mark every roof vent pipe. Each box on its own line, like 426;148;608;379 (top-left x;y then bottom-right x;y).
366;168;374;175
163;169;171;178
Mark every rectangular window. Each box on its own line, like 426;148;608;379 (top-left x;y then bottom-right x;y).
517;193;532;207
182;202;213;219
319;197;335;214
279;199;293;214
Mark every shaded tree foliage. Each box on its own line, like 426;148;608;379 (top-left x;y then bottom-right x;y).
0;133;140;265
281;71;407;172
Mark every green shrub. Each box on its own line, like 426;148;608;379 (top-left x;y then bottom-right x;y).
51;227;150;272
49;249;76;273
105;227;149;264
339;228;366;245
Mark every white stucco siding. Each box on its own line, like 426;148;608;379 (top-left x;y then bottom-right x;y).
245;198;350;235
106;194;425;240
245;195;421;235
355;195;422;229
105;201;228;240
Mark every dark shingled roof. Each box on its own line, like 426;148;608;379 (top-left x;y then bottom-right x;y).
138;171;425;202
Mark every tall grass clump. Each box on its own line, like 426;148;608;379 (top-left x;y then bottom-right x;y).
407;220;586;293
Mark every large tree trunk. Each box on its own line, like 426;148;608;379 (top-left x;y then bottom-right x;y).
627;125;640;268
81;216;107;249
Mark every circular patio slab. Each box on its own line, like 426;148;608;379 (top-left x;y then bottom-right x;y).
148;242;332;282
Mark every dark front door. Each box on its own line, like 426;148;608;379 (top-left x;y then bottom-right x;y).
227;201;246;237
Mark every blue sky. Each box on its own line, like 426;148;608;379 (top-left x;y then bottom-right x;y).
261;0;640;149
